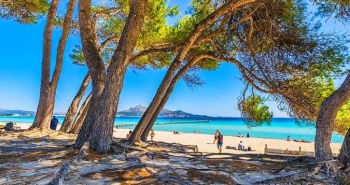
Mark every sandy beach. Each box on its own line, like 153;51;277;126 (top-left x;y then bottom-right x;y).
0;123;346;184
114;128;342;155
9;123;342;155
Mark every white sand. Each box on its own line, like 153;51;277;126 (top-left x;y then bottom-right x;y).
114;129;342;155
11;123;342;155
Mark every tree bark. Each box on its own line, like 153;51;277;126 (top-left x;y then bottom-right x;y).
315;73;350;161
31;0;77;130
31;0;59;129
60;73;91;132
69;94;91;134
129;0;256;142
75;0;147;153
338;128;350;167
140;55;210;141
74;0;108;148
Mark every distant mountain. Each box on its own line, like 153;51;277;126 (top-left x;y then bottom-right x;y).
117;105;147;117
0;109;35;116
0;105;211;118
117;105;210;118
0;109;66;116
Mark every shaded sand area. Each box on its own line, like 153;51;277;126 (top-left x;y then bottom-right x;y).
0;126;346;184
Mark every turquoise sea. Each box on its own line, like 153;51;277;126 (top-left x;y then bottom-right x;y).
0;116;344;143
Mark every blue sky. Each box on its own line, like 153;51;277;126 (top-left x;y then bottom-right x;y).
0;1;348;117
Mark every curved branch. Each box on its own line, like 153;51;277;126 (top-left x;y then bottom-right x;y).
131;44;180;62
98;36;119;52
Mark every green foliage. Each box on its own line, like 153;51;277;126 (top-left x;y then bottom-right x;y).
69;45;86;66
335;100;350;135
239;95;273;127
316;0;350;20
0;0;49;23
196;58;220;70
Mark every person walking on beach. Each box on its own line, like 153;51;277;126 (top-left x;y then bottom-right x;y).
213;130;219;144
150;129;155;141
50;116;59;130
217;131;223;153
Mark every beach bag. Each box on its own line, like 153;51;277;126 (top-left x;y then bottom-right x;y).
5;122;13;131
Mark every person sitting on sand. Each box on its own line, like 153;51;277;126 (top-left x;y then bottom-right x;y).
238;141;244;150
150;129;155;141
213;130;219;144
174;131;179;134
217;131;223;153
238;133;242;137
287;136;291;141
126;130;132;139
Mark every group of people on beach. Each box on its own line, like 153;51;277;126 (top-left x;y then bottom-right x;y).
286;135;310;143
237;132;250;138
126;129;155;141
213;130;253;153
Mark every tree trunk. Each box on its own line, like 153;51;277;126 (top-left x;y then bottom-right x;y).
338;128;350;167
140;55;209;141
129;62;180;142
74;0;107;148
75;0;147;153
31;0;59;129
61;73;91;132
32;0;77;130
69;94;91;134
129;0;255;142
315;73;350;161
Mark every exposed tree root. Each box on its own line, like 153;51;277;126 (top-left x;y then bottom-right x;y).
144;167;193;185
253;169;309;184
0;146;65;153
272;157;307;174
48;142;89;185
308;160;338;177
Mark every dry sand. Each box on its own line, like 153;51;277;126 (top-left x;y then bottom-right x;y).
0;123;345;184
114;129;342;155
13;123;342;155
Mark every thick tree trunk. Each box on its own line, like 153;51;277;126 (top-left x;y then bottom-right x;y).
61;73;91;132
338;128;350;167
31;0;59;129
74;0;108;148
75;0;147;153
69;94;91;134
32;0;77;130
315;73;350;161
129;0;255;142
129;63;180;142
140;55;209;141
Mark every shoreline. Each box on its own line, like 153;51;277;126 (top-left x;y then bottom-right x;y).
2;122;344;144
2;123;342;155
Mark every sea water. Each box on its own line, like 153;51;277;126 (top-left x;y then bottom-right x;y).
0;116;344;143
